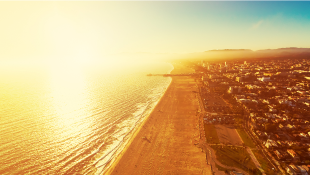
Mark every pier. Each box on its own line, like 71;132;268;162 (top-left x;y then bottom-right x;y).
147;73;199;77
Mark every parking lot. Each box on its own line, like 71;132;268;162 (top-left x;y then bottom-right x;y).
203;113;235;124
200;87;232;114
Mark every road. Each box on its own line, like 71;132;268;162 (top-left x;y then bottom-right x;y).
243;110;285;174
196;80;248;175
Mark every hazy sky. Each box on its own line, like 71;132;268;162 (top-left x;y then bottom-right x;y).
1;1;310;62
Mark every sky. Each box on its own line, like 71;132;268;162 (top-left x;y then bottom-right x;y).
0;1;310;63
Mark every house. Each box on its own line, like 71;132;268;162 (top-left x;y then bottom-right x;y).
287;149;300;161
255;130;267;140
228;86;242;94
265;139;278;149
297;166;309;175
258;77;271;82
279;123;287;131
287;124;296;131
287;164;301;175
274;150;284;160
302;165;310;175
299;133;309;141
287;164;309;175
276;140;284;147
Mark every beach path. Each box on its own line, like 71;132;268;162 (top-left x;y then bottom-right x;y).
108;65;212;175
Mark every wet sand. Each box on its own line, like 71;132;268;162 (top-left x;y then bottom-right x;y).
105;63;211;175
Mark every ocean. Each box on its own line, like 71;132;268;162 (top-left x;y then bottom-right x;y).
0;60;173;174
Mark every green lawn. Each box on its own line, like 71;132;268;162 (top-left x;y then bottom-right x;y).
236;128;256;148
204;124;220;144
211;145;261;175
252;149;275;175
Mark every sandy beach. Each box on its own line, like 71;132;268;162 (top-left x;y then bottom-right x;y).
105;63;211;175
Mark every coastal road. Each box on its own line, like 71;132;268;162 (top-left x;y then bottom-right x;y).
107;69;212;175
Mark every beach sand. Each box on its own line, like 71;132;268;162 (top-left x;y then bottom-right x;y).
105;62;212;175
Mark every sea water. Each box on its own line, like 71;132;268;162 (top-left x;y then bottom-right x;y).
0;60;173;174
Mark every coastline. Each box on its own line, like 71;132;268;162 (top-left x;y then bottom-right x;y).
100;63;174;174
102;80;172;175
105;62;212;174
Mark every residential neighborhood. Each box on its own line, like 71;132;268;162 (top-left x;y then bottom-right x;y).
196;58;310;175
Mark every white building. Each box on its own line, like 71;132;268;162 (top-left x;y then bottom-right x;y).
228;86;242;94
258;77;271;82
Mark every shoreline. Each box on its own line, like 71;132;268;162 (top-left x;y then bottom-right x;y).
101;63;174;175
106;62;211;174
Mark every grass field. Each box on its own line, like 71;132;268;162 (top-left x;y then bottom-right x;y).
215;163;234;173
236;128;256;148
204;124;220;144
211;145;261;175
252;149;275;175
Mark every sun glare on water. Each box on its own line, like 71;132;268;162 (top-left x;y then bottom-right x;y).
46;59;94;142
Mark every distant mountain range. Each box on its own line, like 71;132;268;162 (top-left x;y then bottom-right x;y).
178;48;310;61
207;49;252;52
115;48;310;61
